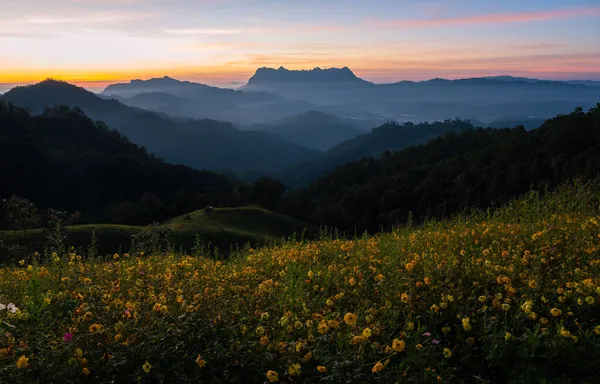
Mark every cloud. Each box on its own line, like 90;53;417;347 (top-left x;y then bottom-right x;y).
0;11;152;29
162;28;269;35
370;6;600;28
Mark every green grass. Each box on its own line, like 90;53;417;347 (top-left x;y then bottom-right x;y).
0;206;312;257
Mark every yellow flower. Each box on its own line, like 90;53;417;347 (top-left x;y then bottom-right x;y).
430;304;440;312
442;326;451;334
84;312;93;321
594;325;600;335
550;308;562;317
75;348;83;359
318;321;328;334
392;339;405;352
260;336;269;347
406;322;415;331
372;361;385;373
362;327;372;338
294;321;303;329
462;317;472;331
416;343;423;350
260;312;269;320
88;323;103;333
501;303;511;312
344;312;358;326
586;296;595;305
266;370;279;382
195;354;207;368
478;295;487;303
19;260;25;266
16;355;29;369
82;367;91;376
256;326;265;336
288;363;301;376
350;335;366;344
466;337;475;345
317;365;327;373
303;351;312;361
504;332;513;341
142;361;152;373
560;328;572;338
443;348;452;358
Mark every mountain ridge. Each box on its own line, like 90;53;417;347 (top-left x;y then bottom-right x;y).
1;80;321;173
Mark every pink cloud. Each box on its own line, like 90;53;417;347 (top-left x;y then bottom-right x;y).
371;6;600;28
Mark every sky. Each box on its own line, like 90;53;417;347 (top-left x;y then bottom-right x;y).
1;0;600;92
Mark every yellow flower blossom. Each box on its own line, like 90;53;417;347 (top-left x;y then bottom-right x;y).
392;339;405;352
195;354;207;368
288;363;301;376
372;361;385;373
550;308;562;317
266;370;279;382
16;355;28;369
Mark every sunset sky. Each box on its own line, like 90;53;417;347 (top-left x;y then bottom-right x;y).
1;0;599;92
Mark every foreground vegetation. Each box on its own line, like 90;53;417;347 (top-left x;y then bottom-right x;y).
0;182;599;383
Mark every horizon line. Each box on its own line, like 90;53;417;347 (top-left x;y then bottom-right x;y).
2;70;600;93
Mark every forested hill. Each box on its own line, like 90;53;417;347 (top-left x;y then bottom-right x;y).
282;119;475;184
0;102;239;224
285;105;600;231
1;80;320;173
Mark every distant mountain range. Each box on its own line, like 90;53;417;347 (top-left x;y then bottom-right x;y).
1;80;320;173
94;68;600;126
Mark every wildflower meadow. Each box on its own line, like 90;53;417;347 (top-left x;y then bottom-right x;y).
0;183;599;383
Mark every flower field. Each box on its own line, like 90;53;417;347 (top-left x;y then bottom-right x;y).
1;186;600;383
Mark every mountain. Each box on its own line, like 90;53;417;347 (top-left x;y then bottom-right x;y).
0;101;237;224
280;119;476;185
1;80;321;173
103;76;366;123
241;66;373;103
469;116;547;130
240;67;600;122
103;76;279;105
284;105;600;231
246;66;370;85
246;110;377;151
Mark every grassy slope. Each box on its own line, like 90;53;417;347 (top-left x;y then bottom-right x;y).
0;206;312;256
1;183;599;383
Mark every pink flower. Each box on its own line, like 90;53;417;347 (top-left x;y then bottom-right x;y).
63;333;73;342
422;332;431;337
432;339;440;344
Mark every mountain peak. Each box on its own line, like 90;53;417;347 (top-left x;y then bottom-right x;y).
247;66;367;85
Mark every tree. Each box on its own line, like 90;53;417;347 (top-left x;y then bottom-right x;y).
252;177;286;210
2;195;39;242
